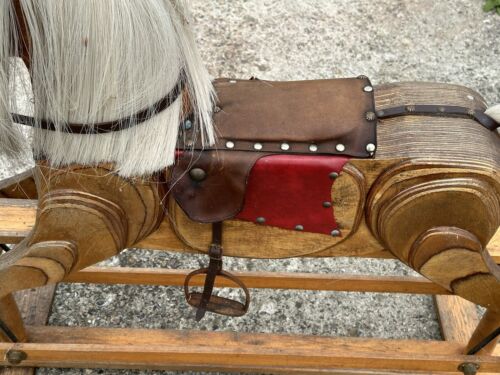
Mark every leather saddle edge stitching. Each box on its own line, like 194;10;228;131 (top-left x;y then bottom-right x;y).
183;222;250;320
11;70;186;134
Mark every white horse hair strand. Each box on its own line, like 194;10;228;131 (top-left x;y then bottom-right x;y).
2;0;214;177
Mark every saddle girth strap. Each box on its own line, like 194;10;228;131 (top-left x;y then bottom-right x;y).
376;105;499;131
196;222;223;321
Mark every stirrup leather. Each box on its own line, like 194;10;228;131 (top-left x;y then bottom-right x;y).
184;222;250;320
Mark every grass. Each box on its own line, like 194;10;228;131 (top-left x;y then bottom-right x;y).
484;0;500;14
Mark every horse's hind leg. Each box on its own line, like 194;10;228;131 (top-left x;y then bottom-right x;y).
0;162;164;341
368;163;500;313
466;309;499;355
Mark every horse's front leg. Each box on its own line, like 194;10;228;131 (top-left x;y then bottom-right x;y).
0;162;164;342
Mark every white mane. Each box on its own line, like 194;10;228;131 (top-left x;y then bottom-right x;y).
0;0;214;177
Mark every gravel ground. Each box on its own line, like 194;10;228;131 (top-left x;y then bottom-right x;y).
0;1;499;374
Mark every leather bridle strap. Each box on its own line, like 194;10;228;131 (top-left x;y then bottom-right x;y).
376;105;499;131
11;71;186;134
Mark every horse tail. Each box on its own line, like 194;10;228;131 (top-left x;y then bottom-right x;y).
486;104;500;124
0;1;25;158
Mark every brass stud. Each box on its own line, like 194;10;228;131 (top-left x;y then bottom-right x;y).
6;350;27;365
458;363;479;375
323;201;332;208
225;141;235;149
254;143;263;150
365;111;376;121
280;142;290;151
295;224;304;231
189;168;207;182
309;144;318;152
183;120;193;130
329;172;339;179
366;143;376;153
256;217;266;224
335;144;346;152
363;85;373;93
331;229;341;237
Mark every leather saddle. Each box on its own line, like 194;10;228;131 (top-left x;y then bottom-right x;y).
173;76;377;319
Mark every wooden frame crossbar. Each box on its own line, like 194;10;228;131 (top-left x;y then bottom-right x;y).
0;266;498;374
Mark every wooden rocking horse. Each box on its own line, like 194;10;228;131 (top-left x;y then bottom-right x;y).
0;1;499;373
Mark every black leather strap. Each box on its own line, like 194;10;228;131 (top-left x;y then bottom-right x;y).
376;105;499;131
11;70;185;134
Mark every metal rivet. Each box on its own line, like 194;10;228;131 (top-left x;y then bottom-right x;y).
183;120;193;130
309;144;318;152
189;168;206;182
331;229;341;237
329;172;339;179
467;94;474;101
225;141;235;149
214;106;221;113
254;143;263;150
280;142;290;151
335;144;345;152
256;217;266;224
6;350;27;365
458;363;479;375
295;224;304;231
323;201;332;208
229;80;237;84
366;143;376;153
365;111;376;121
363;85;373;93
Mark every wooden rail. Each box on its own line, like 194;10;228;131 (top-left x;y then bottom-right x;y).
0;326;498;373
64;266;451;294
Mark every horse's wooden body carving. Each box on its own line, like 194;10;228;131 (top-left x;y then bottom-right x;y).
1;80;499;354
0;2;499;371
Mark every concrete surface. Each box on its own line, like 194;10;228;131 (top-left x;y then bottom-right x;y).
0;1;499;374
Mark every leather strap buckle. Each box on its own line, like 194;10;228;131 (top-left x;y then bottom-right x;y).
183;222;250;320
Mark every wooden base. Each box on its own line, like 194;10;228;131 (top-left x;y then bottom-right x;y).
0;266;498;374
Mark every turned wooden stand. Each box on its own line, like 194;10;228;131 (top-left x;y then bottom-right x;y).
0;172;499;374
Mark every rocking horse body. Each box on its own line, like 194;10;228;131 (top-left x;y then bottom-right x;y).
0;0;499;367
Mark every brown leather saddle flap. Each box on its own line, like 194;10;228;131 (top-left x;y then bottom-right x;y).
173;77;376;223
